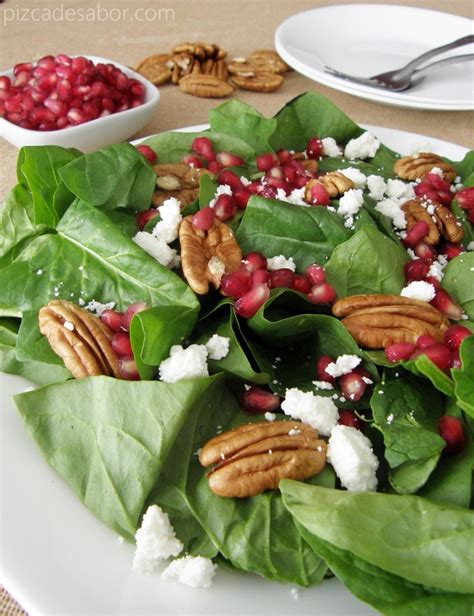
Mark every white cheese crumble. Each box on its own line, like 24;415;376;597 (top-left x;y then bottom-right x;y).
207;256;226;285
133;232;178;268
338;167;367;188
325;354;361;378
240;176;251;187
288;428;301;436
205;334;230;360
321;137;341;157
312;380;334;390
428;255;448;281
367;175;387;201
36;268;43;275
264;411;276;422
467;241;474;251
386;179;415;200
159;344;209;383
400;281;436;302
374;197;407;229
267;255;296;272
276;187;308;207
161;555;217;588
63;321;74;331
85;299;116;316
344;132;380;160
328;425;379;492
132;505;183;573
209;184;233;208
338;188;364;218
429;166;444;177
152;197;182;244
281;388;339;436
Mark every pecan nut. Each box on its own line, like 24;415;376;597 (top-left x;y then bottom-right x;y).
432;202;464;243
179;216;242;294
135;53;173;85
199;421;327;498
179;74;234;98
402;199;440;244
152;163;213;207
230;71;283;92
39;300;121;378
248;49;290;74
305;172;354;201
332;294;449;348
394;153;456;182
402;199;464;244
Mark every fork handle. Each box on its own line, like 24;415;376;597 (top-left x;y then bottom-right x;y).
413;53;474;78
395;35;474;78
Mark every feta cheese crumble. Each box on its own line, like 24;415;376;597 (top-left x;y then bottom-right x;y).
367;175;387;201
281;388;339;436
327;425;379;492
344;132;380;160
385;179;415;200
85;299;116;316
338;167;367;189
264;411;276;422
205;334;230;360
209;183;233;208
337;189;364;218
374;197;407;229
321;137;341;157
159;344;209;383
132;505;183;573
267;255;296;272
325;355;361;378
161;555;217;588
312;380;334;390
275;187;308;207
63;321;74;331
400;281;436;302
133;232;178;268
152;197;182;244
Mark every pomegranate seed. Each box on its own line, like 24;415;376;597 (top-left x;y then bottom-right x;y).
182;154;204;168
443;325;471;351
14;71;30;88
31;107;56;124
338;409;363;430
267;166;284;180
234;284;270;318
424;173;451;191
282;163;297;184
316;355;336;383
191;136;215;161
0;76;11;90
19;120;33;129
21;95;35;112
307;182;330;206
89;81;106;98
38;121;57;131
251;269;270;286
256;153;277;172
129;81;145;98
213;194;237;221
38;56;56;70
247;181;261;194
467;209;474;224
403;221;429;247
31;88;47;103
221;270;252;299
208;160;222;174
192;207;215;230
120;302;148;331
291;160;307;176
307;282;336;304
100;309;124;332
404;258;431;282
115;72;128;91
136;144;157;164
101;97;116;112
216;151;244;167
241;252;267;273
118;357;140;381
277;149;293;164
415;182;453;207
431;289;463;320
112;332;133;357
67;107;88;125
136;208;159;230
456;186;474;209
56;53;72;66
414;241;437;261
217;170;242;190
450;350;462;369
82;101;100;121
5;97;22;113
424;275;441;289
259;185;277;199
440;242;465;261
306;137;323;159
266;178;292;195
44;98;67;117
416;334;437;349
385;342;416;362
305;264;326;286
13;62;33;76
294;175;310;188
70;56;87;74
410;344;451;371
233;187;251;209
270;268;295;288
292;274;312;294
438;416;465;454
241;386;281;414
339;372;367;401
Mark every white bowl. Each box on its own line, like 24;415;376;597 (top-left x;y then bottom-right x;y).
0;55;160;151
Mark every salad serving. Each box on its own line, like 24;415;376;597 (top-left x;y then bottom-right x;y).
1;92;473;613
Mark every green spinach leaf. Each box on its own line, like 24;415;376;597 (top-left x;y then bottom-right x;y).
442;252;474;321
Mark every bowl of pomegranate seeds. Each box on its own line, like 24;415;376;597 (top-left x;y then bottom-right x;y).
0;54;160;151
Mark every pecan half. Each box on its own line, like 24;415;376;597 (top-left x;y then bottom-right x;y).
135;53;173;85
305;172;354;201
432;202;464;243
402;199;464;244
394;153;456;182
199;421;326;498
179;216;242;294
152;163;213;207
39;300;121;378
248;49;290;73
402;199;440;244
230;71;283;92
179;74;233;98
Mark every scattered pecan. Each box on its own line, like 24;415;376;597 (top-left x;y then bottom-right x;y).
299;159;319;174
305;172;354;201
248;49;290;73
134;53;173;85
229;71;283;92
332;294;449;348
432;203;464;243
394;153;456;182
179;74;234;98
152;163;212;207
402;198;464;244
199;421;326;498
179;216;242;294
39;300;121;378
402;199;440;244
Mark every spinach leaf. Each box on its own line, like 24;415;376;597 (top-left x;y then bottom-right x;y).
325;225;407;296
403;354;456;397
236;195;350;269
198;174;218;207
450;150;474;182
442;252;474;321
452;336;474;417
280;480;474;594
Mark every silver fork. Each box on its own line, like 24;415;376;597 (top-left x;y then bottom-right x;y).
324;34;474;91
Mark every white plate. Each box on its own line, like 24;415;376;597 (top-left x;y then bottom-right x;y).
0;126;468;616
275;4;474;110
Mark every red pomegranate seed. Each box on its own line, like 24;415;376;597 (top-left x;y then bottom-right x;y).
44;98;67;116
241;252;267;273
192;207;215;230
129;81;145;98
404;258;431;281
456;186;474;209
241;386;281;414
282;163;297;184
259;185;277;199
424;275;441;289
270;268;295;288
294;175;310;188
136;144;157;164
82;101;100;121
305;264;326;286
424;172;451;191
307;282;336;304
403;221;429;247
216;151;244;167
0;76;11;90
450;350;462;369
266;177;292;195
431;289;463;320
267;166;284;180
118;357;140;381
440;242;465;261
56;53;72;66
251;269;270;286
233;187;251;209
413;241;436;261
467;209;474;224
208;160;222;174
338;409;363;430
410;344;451;371
306;137;323;159
443;325;471;351
307;182;330;206
30;107;56;123
385;342;416;362
234;284;270;318
100;309;124;332
247;181;261;194
89;81;106;98
191;136;215;161
416;334;437;349
214;194;236;221
256;153;277;172
438;416;465;454
66;107;87;125
292;275;312;294
217;169;242;190
182;154;204;168
316;355;336;383
136;208;159;230
38;121;57;131
71;56;88;74
111;332;133;357
101;97;115;112
5;97;22;113
14;71;30;88
221;270;252;299
339;372;367;401
120;302;148;331
31;88;47;103
115;72;128;91
277;149;293;164
292;160;307;176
